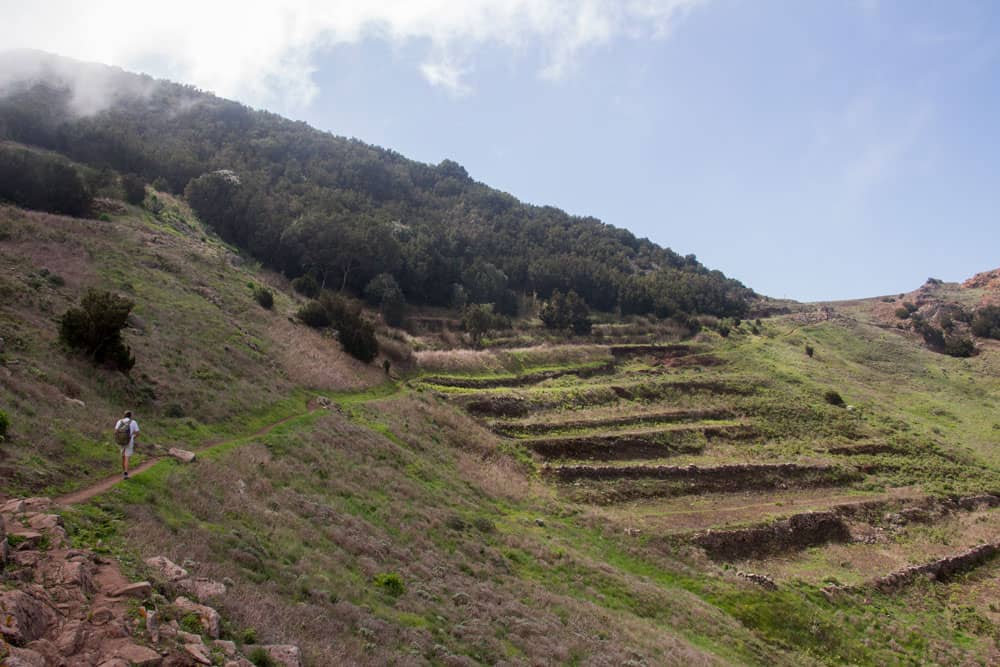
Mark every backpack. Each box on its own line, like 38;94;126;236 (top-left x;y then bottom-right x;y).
114;418;132;446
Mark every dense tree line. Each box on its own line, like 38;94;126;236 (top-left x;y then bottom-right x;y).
0;143;93;216
0;53;754;319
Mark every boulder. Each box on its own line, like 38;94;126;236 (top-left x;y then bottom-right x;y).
56;619;87;655
3;645;48;667
183;642;212;665
168;448;196;463
173;597;221;639
0;590;59;645
110;581;153;599
10;531;44;550
179;577;226;601
0;498;26;514
21;499;53;513
113;642;162;666
144;556;188;582
25;513;63;533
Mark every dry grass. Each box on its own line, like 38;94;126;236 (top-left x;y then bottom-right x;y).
101;397;798;666
414;344;611;375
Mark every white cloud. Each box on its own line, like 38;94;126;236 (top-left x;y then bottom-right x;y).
0;0;703;109
419;59;472;96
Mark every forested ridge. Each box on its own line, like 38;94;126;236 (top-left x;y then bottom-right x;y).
0;50;752;318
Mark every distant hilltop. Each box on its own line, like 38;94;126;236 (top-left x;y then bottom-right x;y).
962;268;1000;290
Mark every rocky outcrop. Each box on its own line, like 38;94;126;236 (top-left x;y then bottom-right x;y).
0;497;296;667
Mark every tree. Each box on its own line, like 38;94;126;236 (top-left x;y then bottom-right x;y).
59;290;135;372
539;289;590;333
121;173;146;205
463;304;507;345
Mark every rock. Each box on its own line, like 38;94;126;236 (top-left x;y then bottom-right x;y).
225;660;256;667
65;397;86;408
110;581;153;599
179;577;227;601
56;619;87;655
4;645;48;667
144;556;188;582
90;606;114;625
173;596;221;638
0;590;59;645
23;638;61;665
113;642;162;666
534;518;545;527
184;642;212;665
146;608;160;642
96;660;130;667
0;498;25;514
451;592;471;606
168;448;196;463
10;531;44;550
21;498;53;513
177;630;201;644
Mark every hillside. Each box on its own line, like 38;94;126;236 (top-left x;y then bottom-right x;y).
0;181;998;663
0;49;751;322
2;52;1000;667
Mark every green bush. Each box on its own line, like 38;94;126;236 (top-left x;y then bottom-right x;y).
373;572;405;597
824;390;845;407
296;301;330;328
338;313;378;363
0;410;8;439
291;275;319;298
296;294;378;362
971;306;1000;339
254;286;274;309
895;307;911;320
240;628;258;644
179;613;203;635
805;344;814;357
248;647;276;667
943;336;976;358
58;290;135;372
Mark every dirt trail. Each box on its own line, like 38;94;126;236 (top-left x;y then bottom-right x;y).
56;405;318;506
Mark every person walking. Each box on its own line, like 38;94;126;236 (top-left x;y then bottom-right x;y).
114;410;140;479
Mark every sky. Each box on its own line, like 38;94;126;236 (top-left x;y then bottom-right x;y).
2;0;999;301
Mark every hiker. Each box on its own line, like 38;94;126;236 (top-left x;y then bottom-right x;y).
114;410;140;479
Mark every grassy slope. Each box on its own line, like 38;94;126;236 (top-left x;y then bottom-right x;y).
3;195;1000;664
0;196;382;495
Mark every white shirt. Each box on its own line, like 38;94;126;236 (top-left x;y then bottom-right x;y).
115;418;140;446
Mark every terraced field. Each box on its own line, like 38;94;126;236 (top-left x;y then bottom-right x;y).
416;334;1000;617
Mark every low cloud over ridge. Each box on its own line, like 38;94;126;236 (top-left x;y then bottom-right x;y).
1;0;704;108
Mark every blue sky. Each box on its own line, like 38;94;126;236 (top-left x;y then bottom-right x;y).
6;0;1000;300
